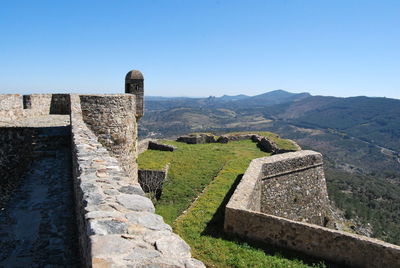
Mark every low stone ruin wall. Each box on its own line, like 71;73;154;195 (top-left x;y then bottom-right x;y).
148;141;176;152
176;133;300;154
139;165;169;200
177;134;216;144
70;95;204;268
138;138;157;155
138;139;177;154
224;151;400;267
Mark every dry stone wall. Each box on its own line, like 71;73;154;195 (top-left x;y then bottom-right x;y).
70;94;204;268
225;150;400;267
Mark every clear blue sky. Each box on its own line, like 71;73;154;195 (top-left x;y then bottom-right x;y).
1;0;399;98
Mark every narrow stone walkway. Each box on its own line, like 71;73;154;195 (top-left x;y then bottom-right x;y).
0;127;80;267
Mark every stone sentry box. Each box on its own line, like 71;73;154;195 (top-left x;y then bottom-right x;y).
225;150;400;267
125;70;144;119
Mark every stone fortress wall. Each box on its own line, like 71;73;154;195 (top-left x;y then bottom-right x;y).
0;93;71;120
0;70;205;267
225;150;400;268
80;95;138;182
70;94;203;267
259;151;332;226
3;71;400;267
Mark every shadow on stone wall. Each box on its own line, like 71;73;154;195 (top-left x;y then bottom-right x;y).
200;173;337;267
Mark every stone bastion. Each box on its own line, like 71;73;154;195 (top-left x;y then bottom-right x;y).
224;150;400;267
0;70;205;267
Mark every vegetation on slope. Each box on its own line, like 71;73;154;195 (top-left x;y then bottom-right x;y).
326;168;400;244
138;134;324;267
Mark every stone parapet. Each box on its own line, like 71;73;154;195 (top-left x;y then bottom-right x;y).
0;94;24;120
225;150;400;267
0;94;70;122
70;94;204;268
79;94;138;182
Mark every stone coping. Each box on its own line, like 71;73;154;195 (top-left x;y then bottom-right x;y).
70;94;204;268
225;150;400;267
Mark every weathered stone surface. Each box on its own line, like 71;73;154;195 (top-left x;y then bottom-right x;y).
86;211;124;219
225;150;400;268
185;258;207;268
89;219;128;235
91;235;135;256
0;125;79;267
155;235;192;259
177;133;216;144
138;167;168;199
126;212;172;231
80;94;138;182
259;151;331;226
258;137;279;154
0;90;204;268
123;248;161;260
119;185;145;196
137;138;157;155
216;135;229;143
116;194;155;213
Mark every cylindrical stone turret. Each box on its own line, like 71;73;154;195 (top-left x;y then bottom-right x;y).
125;70;144;119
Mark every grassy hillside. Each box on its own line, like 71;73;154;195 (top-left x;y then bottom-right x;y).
139;92;400;245
138;135;325;267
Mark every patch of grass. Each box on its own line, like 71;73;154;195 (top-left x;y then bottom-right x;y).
173;145;322;268
138;133;323;267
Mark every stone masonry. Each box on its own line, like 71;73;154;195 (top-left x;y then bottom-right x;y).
80;94;139;182
260;151;332;226
71;94;204;267
0;70;205;268
225;150;400;267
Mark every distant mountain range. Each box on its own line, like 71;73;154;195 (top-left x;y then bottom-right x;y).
139;89;400;245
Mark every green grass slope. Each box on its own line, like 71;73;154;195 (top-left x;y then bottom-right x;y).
138;134;324;267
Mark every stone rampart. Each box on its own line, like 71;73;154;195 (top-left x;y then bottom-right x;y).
225;150;400;267
260;151;331;226
79;95;138;182
0;94;70;121
70;94;204;268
